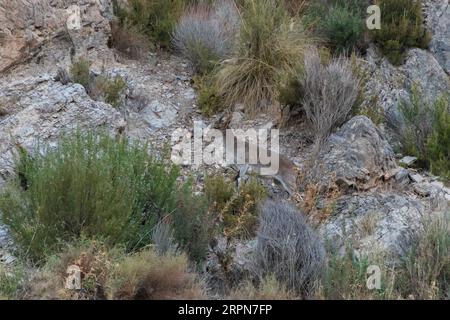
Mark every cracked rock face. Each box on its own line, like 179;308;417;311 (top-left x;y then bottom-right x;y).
0;73;126;188
321;192;425;259
0;0;113;73
309;116;397;192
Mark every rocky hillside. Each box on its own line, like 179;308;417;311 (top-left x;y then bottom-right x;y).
0;0;449;300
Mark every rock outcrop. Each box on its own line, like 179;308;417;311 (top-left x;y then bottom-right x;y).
0;74;126;187
321;192;425;259
0;0;114;73
425;0;450;75
309;116;397;192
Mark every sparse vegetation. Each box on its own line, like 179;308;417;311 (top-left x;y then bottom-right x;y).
69;58;91;89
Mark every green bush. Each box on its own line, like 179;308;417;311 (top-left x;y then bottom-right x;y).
114;0;186;49
0;132;181;262
193;75;224;117
69;58;91;89
396;214;450;300
426;97;450;180
371;0;430;65
107;247;205;300
397;88;449;176
205;175;267;240
171;181;216;263
216;0;308;113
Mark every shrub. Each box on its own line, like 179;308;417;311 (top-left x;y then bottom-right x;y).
0;132;181;262
426;97;450;180
107;248;205;299
396;87;449;174
396;213;450;300
114;0;186;49
172;0;240;74
255;200;325;298
228;275;298;300
90;75;128;108
321;243;392;299
109;19;149;60
0;265;24;300
193;75;224;117
69;58;91;89
25;239;120;300
216;0;308;113
300;49;360;142
306;0;367;54
171;182;216;263
371;0;430;65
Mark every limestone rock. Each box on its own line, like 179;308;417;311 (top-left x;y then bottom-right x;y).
310;116;397;192
321;192;425;259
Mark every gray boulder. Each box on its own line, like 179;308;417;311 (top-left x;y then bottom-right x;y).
310;116;397;192
321;192;425;259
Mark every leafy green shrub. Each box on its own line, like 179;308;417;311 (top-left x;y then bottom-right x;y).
172;0;240;74
114;0;186;49
69;58;91;89
107;247;205;299
305;0;367;54
371;0;430;65
426;97;450;180
396;87;449;175
216;0;308;113
0;132;181;262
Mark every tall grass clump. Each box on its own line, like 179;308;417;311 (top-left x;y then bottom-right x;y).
255;200;325;298
216;0;308;113
371;0;430;65
0;132;181;262
172;0;240;74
